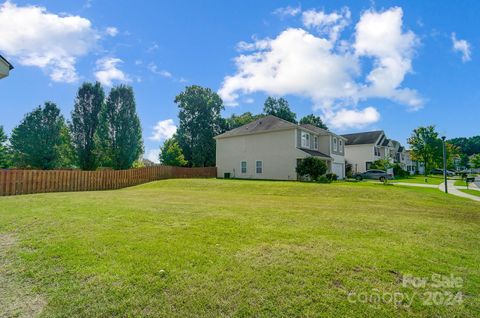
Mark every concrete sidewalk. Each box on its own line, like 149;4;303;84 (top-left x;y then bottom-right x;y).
439;180;480;202
392;182;438;188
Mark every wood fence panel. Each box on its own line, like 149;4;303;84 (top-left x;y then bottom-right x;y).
0;166;216;196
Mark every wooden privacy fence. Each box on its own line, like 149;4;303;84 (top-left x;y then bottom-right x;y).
0;166;217;196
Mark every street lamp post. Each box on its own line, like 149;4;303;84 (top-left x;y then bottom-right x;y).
442;136;448;193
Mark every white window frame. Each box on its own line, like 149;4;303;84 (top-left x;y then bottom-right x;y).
333;137;338;151
241;161;247;174
256;160;263;174
313;136;318;150
339;139;343;152
301;132;310;148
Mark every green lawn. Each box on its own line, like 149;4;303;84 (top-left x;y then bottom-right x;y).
391;175;447;185
455;179;467;187
0;179;479;317
460;189;480;197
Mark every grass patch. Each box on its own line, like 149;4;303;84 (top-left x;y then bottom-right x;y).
0;179;479;317
455;179;467;187
392;175;447;185
459;189;480;197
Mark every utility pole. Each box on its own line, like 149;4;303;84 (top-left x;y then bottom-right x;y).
442;136;448;193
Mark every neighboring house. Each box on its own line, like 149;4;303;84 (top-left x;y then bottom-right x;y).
0;55;13;79
405;150;425;175
341;130;410;174
215;115;347;180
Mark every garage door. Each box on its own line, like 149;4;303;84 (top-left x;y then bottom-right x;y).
332;163;344;179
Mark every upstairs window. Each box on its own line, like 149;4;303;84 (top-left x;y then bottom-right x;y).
313;136;318;150
333;137;338;151
256;161;263;174
339;139;343;152
374;147;380;156
241;161;247;173
301;132;310;148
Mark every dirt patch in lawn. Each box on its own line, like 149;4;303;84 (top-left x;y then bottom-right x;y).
0;233;46;318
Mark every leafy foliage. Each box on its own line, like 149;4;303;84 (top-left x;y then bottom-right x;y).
0;126;12;168
225;112;263;130
71;82;105;170
96;85;143;170
10;102;73;169
407;126;443;175
175;85;224;167
369;158;393;171
299;114;328;130
448;136;480;156
471;154;480;169
296;157;327;181
159;137;187;166
263;97;297;123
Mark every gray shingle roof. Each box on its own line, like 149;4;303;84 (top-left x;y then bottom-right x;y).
0;55;13;70
341;131;384;145
299;148;332;159
299;124;330;136
215;115;298;139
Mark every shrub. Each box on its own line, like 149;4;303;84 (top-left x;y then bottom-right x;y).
316;175;331;183
296;157;327;181
392;164;409;178
325;173;338;181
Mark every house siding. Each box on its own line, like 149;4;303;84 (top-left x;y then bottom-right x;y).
216;129;309;180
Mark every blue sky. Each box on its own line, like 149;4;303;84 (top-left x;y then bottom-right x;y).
0;0;478;162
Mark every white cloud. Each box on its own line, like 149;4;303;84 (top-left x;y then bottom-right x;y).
302;7;351;41
146;149;160;164
354;7;421;109
219;7;421;128
148;63;172;78
451;33;471;62
106;27;118;37
324;107;380;129
94;57;129;86
149;119;177;141
0;1;98;83
273;5;301;18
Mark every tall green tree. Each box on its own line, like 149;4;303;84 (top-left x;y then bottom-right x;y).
299;114;328;130
263;97;297;123
71;82;105;170
470;154;480;169
225;112;263;130
96;85;143;169
0;126;11;168
175;85;224;167
448;136;480;156
407;126;442;175
159;137;187;166
10;102;73;169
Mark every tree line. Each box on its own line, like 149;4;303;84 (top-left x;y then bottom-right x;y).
0;83;143;170
408;125;480;173
160;86;328;167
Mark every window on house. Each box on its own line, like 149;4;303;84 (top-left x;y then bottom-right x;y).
339;140;343;152
333;137;338;151
374;147;380;156
301;132;310;148
256;161;263;174
241;161;247;173
313;136;318;150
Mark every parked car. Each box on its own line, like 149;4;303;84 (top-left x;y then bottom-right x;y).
430;169;455;176
354;169;393;182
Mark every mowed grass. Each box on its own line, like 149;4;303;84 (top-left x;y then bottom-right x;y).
0;179;479;317
460;189;480;197
391;175;447;185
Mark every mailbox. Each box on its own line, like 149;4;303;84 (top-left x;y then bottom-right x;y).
466;177;475;183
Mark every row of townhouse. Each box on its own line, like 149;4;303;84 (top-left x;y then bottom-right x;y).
215;115;422;180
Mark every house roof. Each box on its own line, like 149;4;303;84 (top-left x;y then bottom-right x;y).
0;55;14;70
299;148;332;159
300;124;347;140
341;130;384;146
215;115;298;139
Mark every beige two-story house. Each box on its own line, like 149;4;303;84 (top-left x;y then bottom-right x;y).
341;130;409;173
215;115;346;180
0;55;13;79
